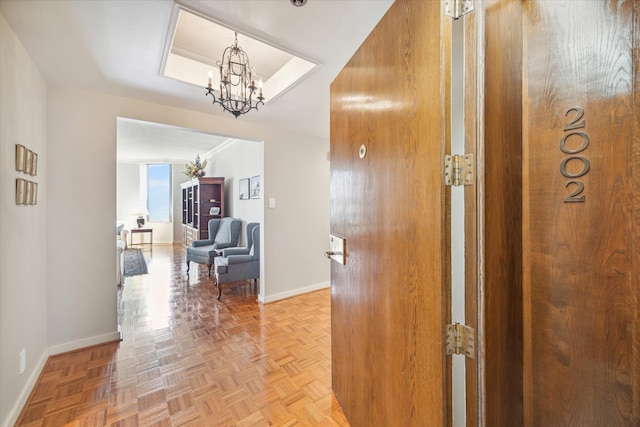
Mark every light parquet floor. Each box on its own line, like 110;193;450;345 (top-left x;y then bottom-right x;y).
16;244;349;426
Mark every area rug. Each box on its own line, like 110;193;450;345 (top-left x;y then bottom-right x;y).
123;248;148;277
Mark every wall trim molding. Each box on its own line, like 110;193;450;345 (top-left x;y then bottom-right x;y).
260;281;330;304
3;348;49;427
48;331;122;356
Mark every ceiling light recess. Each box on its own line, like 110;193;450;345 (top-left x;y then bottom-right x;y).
161;6;319;116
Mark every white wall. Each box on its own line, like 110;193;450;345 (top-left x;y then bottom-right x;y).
1;9;329;425
0;14;49;427
46;82;329;348
262;133;330;301
207;139;263;246
116;163;140;228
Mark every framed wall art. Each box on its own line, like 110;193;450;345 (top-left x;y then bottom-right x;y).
25;180;32;205
24;150;32;175
16;178;25;204
30;152;38;176
31;182;38;205
239;178;250;200
15;144;26;171
251;175;261;199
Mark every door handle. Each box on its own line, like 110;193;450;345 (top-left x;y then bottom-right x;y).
324;251;342;259
326;235;346;265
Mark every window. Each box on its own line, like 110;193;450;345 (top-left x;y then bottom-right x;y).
147;164;171;222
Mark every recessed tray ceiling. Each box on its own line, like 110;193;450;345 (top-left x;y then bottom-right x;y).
162;6;318;104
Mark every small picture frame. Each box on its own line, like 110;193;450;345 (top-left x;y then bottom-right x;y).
251;175;261;199
239;178;250;200
16;178;25;204
15;144;26;171
31;182;38;205
25;150;32;175
30;152;38;176
25;180;32;205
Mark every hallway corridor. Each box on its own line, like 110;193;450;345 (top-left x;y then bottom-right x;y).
16;245;347;426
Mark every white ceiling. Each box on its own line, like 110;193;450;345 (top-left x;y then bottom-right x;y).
0;0;394;162
117;117;240;164
169;8;298;82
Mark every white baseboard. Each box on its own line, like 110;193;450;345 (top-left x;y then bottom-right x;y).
48;331;122;355
260;281;330;303
2;348;49;427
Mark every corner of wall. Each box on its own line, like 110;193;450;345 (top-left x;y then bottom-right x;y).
1;348;48;427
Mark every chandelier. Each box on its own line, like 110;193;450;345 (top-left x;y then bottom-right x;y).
206;32;265;118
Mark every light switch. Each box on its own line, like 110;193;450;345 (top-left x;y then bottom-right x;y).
268;197;276;208
19;349;26;374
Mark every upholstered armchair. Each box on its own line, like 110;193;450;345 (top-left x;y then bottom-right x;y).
220;222;259;257
186;218;241;276
116;222;128;286
214;224;260;299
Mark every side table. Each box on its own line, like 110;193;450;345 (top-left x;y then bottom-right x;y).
130;227;153;247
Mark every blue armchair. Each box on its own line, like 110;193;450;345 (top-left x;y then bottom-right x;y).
214;224;260;299
220;222;259;258
186;218;241;276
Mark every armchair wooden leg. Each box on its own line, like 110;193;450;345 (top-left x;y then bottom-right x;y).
217;285;222;300
186;260;190;273
207;264;212;277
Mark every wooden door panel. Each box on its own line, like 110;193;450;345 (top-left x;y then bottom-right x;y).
522;1;639;424
330;0;450;425
465;0;525;425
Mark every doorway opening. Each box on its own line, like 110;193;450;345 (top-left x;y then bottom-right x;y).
116;117;265;299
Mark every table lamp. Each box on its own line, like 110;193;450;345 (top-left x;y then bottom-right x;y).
133;207;148;228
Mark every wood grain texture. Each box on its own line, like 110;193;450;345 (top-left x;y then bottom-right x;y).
523;0;638;424
15;245;348;426
464;1;525;424
463;5;480;424
633;0;640;422
330;0;450;425
477;0;525;425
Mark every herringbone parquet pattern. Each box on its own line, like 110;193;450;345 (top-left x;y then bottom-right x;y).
16;245;349;426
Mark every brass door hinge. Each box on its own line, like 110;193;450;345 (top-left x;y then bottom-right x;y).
446;323;475;358
444;154;474;186
444;0;474;20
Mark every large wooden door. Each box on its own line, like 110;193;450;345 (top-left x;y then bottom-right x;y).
465;1;639;425
464;0;640;426
330;0;451;425
332;1;639;425
521;0;639;424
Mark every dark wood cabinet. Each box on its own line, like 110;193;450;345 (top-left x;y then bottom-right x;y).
180;177;225;246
